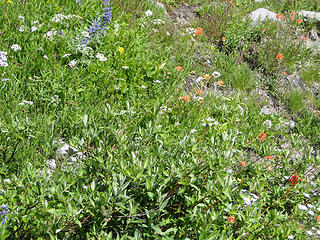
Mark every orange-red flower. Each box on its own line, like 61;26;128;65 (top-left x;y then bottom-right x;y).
217;80;224;86
176;66;182;72
197;89;204;95
301;36;306;41
203;74;211;80
180;95;190;102
276;14;284;20
267;165;273;171
275;53;283;60
277;155;281;160
317;216;320;222
259;132;266;141
240;161;246;168
265;156;274;160
290;11;296;16
296;18;302;23
289;174;300;186
281;71;286;75
290;16;294;20
221;36;226;41
195;27;203;36
226;216;236;224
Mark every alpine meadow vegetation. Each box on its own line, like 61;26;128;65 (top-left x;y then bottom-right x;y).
0;0;319;239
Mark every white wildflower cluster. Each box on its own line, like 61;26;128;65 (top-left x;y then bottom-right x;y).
185;27;196;36
51;13;82;23
263;120;273;129
43;29;58;40
201;117;219;127
152;19;165;25
193;96;204;101
76;44;92;55
195;76;204;84
96;53;107;62
0;51;8;67
240;190;259;207
145;10;153;17
159;106;172;114
18;100;34;106
11;44;21;52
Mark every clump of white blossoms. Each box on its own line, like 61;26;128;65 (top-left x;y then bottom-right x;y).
96;53;107;62
152;19;165;25
51;13;82;23
145;10;153;17
0;51;8;67
11;44;21;51
159;106;172;114
18;100;34;106
69;60;77;68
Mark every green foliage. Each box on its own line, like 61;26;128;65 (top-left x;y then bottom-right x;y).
0;0;320;239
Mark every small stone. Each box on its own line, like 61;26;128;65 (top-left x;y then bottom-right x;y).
248;8;277;25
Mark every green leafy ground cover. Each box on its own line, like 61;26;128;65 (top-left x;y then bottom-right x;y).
0;0;319;239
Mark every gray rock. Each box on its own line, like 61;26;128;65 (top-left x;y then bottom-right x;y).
309;30;319;41
298;11;320;22
248;8;277;25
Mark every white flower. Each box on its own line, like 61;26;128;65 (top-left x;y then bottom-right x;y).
38;47;43;51
19;25;25;32
96;53;107;62
152;19;165;25
298;204;308;211
306;231;313;236
154;80;161;84
62;54;71;58
263;120;272;128
32;20;39;24
4;179;11;184
260;106;271;115
18;100;34;106
83;185;88;190
0;61;8;67
69;60;77;68
308;210;315;216
31;26;38;32
43;55;49;60
190;129;197;134
122;65;129;69
1;78;9;82
145;10;153;17
11;44;21;51
307;204;314;209
81;31;90;38
141;85;146;89
52;13;65;23
303;193;310;198
18;16;24;20
185;27;195;35
212;71;221;78
287;235;295;239
166;31;170;36
317;230;320;235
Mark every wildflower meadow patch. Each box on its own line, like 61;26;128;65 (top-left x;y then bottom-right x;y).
0;0;319;239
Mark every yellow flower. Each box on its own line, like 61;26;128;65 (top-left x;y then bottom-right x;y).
237;178;242;183
118;47;124;54
8;0;12;3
